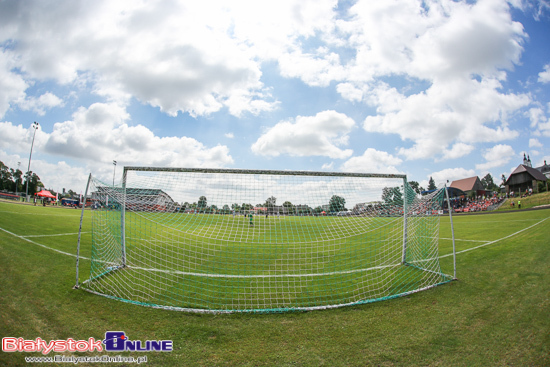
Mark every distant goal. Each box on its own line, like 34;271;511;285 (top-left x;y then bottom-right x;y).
75;167;455;313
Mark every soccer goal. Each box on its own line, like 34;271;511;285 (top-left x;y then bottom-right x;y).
75;167;455;313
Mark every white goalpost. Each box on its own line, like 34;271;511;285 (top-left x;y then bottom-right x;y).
75;167;455;313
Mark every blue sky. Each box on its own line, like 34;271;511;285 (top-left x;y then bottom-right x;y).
1;0;549;193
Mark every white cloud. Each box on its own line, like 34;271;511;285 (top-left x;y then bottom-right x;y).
251;110;355;159
224;133;234;139
17;92;63;116
278;49;345;87
365;78;528;160
539;64;550;83
529;138;543;148
475;144;515;170
273;0;531;161
0;52;28;118
0;0;290;118
528;107;545;128
0;121;37;153
1;103;234;188
410;0;525;80
321;162;334;170
336;83;364;102
441;143;475;160
528;107;550;136
430;167;477;187
340;148;402;174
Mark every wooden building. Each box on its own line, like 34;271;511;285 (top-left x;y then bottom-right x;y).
505;164;547;195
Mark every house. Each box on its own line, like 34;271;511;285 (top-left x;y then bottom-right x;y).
505;155;548;195
449;176;486;197
535;160;550;179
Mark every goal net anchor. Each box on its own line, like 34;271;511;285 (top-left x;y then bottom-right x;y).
75;167;456;313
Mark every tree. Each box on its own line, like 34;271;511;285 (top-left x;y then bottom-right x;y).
264;196;276;214
329;195;346;212
282;201;294;214
538;179;549;193
265;196;276;207
382;186;403;205
11;168;23;193
0;161;13;191
23;171;42;196
427;177;436;191
481;173;492;189
481;173;499;192
198;196;207;209
409;181;422;195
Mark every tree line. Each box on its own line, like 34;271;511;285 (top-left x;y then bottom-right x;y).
0;161;79;199
0;161;42;196
178;194;348;215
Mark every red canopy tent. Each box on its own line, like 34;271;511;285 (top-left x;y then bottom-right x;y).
35;189;56;199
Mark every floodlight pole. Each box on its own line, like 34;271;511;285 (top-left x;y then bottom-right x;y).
25;122;39;202
113;160;117;186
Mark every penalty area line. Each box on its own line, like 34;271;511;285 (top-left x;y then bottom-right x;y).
22;232;88;238
0;226;89;260
440;216;550;259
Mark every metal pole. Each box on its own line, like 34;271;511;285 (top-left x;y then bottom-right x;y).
75;173;92;289
401;177;408;264
444;185;457;280
113;160;117;186
25;122;39;201
121;167;127;267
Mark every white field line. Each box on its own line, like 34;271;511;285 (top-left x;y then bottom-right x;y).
439;216;549;259
1;215;548;277
0;210;80;217
439;238;491;243
22;232;88;238
128;263;402;279
0;226;88;260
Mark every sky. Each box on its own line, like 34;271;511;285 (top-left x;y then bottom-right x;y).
1;0;549;194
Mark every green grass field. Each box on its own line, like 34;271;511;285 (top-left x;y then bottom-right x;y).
1;200;549;366
84;207;446;313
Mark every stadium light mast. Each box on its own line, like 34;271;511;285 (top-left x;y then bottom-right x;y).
25;122;39;202
113;160;117;186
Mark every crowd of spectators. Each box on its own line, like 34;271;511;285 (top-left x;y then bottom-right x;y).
448;195;504;213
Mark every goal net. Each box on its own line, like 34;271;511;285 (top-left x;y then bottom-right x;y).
76;167;453;313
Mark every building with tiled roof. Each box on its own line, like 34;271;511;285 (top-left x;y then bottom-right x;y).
505;156;548;195
449;176;485;197
535;160;550;179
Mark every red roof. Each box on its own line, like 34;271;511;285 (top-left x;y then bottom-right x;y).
450;176;484;192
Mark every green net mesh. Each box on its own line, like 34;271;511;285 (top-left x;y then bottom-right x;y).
79;168;452;313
